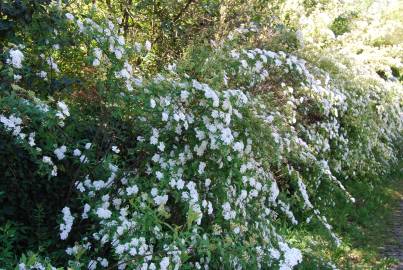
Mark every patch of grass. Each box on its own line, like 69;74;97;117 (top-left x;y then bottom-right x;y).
285;164;403;269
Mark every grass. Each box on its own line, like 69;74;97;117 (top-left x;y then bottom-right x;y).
284;164;403;269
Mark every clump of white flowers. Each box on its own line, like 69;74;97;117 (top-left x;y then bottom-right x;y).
54;145;67;160
7;48;24;69
60;207;74;240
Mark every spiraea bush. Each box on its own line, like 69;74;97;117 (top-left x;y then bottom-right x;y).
0;1;401;270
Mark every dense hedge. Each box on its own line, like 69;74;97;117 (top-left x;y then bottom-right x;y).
0;1;401;270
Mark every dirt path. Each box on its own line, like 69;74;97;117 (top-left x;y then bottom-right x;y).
382;191;403;269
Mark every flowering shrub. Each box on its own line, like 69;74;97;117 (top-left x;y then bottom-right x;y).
0;1;402;270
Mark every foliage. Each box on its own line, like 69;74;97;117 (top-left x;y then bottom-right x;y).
0;0;402;270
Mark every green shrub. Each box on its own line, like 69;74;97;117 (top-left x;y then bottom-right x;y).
0;1;401;270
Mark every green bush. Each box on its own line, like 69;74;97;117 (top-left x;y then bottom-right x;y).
0;1;401;270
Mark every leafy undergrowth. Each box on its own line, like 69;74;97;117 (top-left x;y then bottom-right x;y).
283;164;403;269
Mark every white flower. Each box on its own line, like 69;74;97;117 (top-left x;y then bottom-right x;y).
37;71;47;78
154;194;168;206
65;13;74;20
80;155;88;163
8;49;24;69
150;99;156;108
112;145;120;153
180;90;189;101
93;58;100;66
14;74;22;81
96;208;112;219
220;127;234;145
60;207;74;240
94;47;102;59
82;203;91;219
270;181;279;202
114;48;123;59
233;141;244;152
222;202;236;220
47;57;60;72
145;40;152;51
156;171;164;180
73;149;81;156
57;101;70;117
92;180;103;191
99;258;109;268
198;162;206;174
160;257;169;270
158;142;165;152
51;165;58;176
117;36;125;46
54;145;67;160
162;111;169;121
42;156;53;165
28;132;36;146
176;179;185;190
151;187;158;197
126;185;139;195
88;260;97;270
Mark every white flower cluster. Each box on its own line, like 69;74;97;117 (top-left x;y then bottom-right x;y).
60;207;74;240
54;145;67;160
5;7;401;269
7;48;24;69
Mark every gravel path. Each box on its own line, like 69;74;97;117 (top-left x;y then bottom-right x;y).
382;198;403;270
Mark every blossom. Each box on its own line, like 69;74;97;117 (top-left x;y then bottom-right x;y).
112;145;120;153
88;260;97;270
54;145;67;160
220;127;234;145
73;149;81;156
37;71;47;79
233;141;244;152
60;207;74;240
151;187;158;197
145;40;152;51
80;155;88;163
154;194;168;206
126;185;139;196
42;156;53;165
176;179;185;190
65;13;74;20
114;48;123;59
162;111;169;121
222;202;236;220
99;258;109;268
47;56;60;72
96;208;112;219
180;90;189;101
82;203;91;219
14;74;22;82
156;171;164;180
158;142;165;152
160;257;169;270
93;58;100;66
57;101;70;117
7;48;24;69
28;132;36;146
150;99;156;108
198;162;206;174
